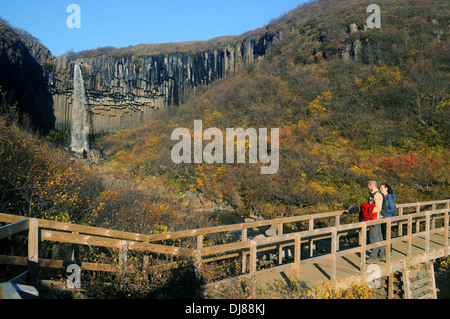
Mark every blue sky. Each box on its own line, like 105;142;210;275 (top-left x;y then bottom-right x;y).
0;0;306;57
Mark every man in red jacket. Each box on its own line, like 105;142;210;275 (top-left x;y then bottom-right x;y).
366;180;386;263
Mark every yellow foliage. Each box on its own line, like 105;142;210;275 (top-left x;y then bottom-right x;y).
296;119;311;130
149;224;168;234
355;65;409;94
373;65;405;86
308;181;336;196
349;165;373;177
305;281;373;299
308;90;332;114
203;109;224;127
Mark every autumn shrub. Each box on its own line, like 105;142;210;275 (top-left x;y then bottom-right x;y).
304;281;374;299
380;152;443;193
214;277;374;299
0;111;102;222
381;153;436;178
437;256;450;273
76;248;205;299
0;100;102;282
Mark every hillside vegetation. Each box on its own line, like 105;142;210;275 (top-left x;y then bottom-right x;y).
0;90;220;297
99;0;449;219
0;90;216;232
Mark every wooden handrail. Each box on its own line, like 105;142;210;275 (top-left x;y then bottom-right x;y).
0;219;29;240
0;210;344;242
396;199;450;208
195;206;449;287
1;199;448;243
0;199;448;288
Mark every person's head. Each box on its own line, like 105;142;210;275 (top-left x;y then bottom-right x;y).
367;180;378;191
380;183;393;195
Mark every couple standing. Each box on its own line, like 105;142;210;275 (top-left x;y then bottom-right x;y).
366;180;396;263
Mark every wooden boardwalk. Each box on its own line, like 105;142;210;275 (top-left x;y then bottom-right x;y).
254;231;447;290
0;199;449;298
205;211;448;298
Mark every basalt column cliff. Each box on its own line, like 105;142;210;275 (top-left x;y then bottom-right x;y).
48;33;275;135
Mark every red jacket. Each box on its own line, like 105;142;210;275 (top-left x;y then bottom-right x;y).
360;203;377;221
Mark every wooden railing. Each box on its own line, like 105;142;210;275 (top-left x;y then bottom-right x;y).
200;200;450;284
215;202;450;283
0;214;192;279
0;199;449;291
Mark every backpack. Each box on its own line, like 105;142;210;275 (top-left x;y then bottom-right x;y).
368;191;388;217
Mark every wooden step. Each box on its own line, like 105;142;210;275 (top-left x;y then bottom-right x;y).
418;293;433;299
402;262;437;299
412;285;433;298
375;273;405;299
410;277;431;290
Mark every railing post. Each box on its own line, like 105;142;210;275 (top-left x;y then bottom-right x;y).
398;207;404;236
309;218;314;257
197;235;204;249
119;241;128;275
335;215;340;227
249;241;257;298
388;275;394;299
407;215;412;267
358;226;362;246
28;218;39;287
249;241;257;277
278;223;283;265
445;209;449;257
142;250;149;281
242;228;248;273
385;219;391;278
360;223;367;280
194;249;202;278
431;204;436;230
335;216;340;251
425;211;430;254
71;232;79;261
294;233;301;281
193;242;204;295
331;228;337;282
416;205;421;233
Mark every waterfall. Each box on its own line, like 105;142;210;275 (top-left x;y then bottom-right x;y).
70;64;89;153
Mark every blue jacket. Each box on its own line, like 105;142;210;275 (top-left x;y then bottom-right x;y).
383;194;396;217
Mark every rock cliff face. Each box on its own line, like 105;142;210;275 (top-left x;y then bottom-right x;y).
0;20;389;136
0;22;55;133
47;33;276;134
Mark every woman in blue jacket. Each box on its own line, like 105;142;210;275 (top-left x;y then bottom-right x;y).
380;183;396;248
380;183;397;217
